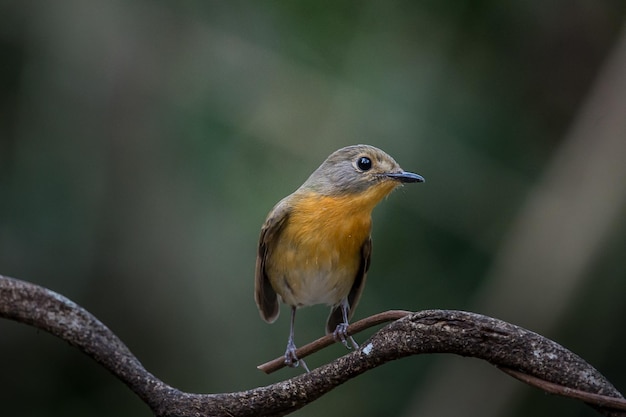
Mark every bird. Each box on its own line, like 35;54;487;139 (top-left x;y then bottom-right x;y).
254;144;424;371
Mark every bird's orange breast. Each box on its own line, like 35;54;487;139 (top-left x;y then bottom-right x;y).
266;182;397;307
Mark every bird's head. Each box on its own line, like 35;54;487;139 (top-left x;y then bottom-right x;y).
298;144;424;208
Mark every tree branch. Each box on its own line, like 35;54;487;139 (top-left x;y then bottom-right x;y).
1;274;624;417
257;309;411;373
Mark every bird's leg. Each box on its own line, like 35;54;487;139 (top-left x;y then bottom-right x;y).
284;306;310;372
333;299;359;350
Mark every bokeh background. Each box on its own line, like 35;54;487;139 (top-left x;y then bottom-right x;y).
1;2;626;416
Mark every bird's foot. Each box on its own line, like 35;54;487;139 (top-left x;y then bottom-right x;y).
284;339;310;372
333;323;359;350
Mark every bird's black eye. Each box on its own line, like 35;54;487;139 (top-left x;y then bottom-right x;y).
356;156;372;171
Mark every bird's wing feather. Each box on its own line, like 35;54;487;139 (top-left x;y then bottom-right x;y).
254;200;291;323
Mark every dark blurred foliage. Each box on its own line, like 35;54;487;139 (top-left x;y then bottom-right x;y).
1;2;625;417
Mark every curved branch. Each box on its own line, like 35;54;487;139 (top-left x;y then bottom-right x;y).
501;368;626;412
257;309;411;373
1;275;624;417
0;275;179;410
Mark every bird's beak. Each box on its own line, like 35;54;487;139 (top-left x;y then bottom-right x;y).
385;171;425;183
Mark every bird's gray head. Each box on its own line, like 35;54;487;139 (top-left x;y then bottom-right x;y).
299;144;424;196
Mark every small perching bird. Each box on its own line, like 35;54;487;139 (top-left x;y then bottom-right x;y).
255;144;424;371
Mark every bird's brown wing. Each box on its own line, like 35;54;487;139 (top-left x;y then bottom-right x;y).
254;199;291;323
326;236;372;334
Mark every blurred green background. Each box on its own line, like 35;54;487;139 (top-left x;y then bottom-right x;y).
1;1;626;416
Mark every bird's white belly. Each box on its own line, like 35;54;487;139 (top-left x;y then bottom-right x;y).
278;255;357;308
